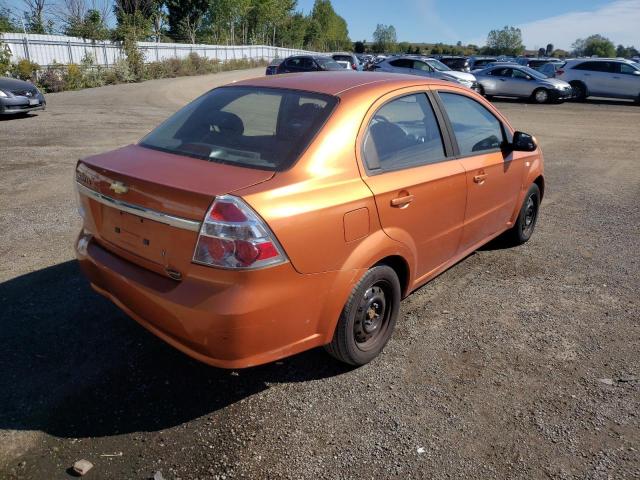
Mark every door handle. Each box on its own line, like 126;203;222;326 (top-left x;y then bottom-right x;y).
390;194;414;207
473;173;488;184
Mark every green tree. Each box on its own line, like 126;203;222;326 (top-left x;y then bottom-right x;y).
1;7;20;32
353;40;365;53
372;23;396;53
584;34;615;57
308;0;350;50
573;35;615;57
485;25;524;56
22;0;54;33
65;9;110;40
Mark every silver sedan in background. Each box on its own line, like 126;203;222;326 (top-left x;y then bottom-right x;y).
475;65;573;103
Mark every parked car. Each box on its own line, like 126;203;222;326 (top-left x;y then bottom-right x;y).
468;56;498;71
555;58;640;101
274;55;344;74
435;56;471;73
475;64;573;103
265;58;283;75
0;77;46;115
331;52;361;70
538;62;566;78
374;56;479;91
75;71;544;368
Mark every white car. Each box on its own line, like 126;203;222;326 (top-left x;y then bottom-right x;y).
556;58;640;101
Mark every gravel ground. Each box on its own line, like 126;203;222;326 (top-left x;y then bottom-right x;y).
0;69;639;479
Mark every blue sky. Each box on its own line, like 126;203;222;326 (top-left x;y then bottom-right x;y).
2;0;638;49
299;0;640;49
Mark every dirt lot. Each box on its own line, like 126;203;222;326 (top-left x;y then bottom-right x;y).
1;68;639;479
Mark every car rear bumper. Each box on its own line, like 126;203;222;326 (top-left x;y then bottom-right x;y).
76;231;354;368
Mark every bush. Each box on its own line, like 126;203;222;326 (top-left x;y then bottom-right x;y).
12;59;39;81
38;62;66;92
10;54;266;93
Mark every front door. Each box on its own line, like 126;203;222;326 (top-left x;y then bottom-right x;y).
358;91;467;278
436;90;525;250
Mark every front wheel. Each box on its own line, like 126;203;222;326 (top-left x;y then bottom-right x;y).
532;88;550;104
503;183;541;246
325;265;401;366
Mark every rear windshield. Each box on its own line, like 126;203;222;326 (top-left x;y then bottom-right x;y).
140;87;338;171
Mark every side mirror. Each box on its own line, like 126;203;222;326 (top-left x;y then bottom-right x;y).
510;131;537;152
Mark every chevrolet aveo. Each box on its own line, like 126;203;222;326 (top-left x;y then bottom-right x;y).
75;72;544;368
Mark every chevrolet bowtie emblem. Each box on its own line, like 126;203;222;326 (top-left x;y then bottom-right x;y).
109;181;128;194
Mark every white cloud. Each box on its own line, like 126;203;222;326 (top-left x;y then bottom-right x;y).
517;0;640;50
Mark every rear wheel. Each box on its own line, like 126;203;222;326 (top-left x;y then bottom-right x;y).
325;265;400;366
503;183;541;246
532;88;550;104
570;81;587;101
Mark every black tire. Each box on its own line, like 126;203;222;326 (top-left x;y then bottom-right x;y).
477;84;485;96
532;88;550;104
570;81;587;101
504;183;541;246
325;265;401;366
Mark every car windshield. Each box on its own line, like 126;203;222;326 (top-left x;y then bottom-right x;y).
140;86;338;171
519;66;548;80
426;59;451;71
316;57;344;70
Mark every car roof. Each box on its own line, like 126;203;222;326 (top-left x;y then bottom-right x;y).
229;71;454;96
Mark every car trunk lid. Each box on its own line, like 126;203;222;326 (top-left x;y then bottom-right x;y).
77;144;274;277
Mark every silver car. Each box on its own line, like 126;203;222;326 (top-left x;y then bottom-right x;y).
475;65;573;103
374;56;480;91
0;77;46;115
555;58;640;101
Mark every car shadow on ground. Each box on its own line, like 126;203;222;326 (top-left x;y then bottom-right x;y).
0;261;351;439
0;112;41;121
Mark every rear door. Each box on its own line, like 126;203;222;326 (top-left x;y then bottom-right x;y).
357;90;467;279
434;90;525;251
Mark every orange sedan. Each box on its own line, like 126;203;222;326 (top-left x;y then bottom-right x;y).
75;72;544;368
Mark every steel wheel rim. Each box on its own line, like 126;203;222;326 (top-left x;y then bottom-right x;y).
522;194;537;236
354;280;392;351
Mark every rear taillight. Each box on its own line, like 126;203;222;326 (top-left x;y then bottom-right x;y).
351;63;357;70
193;195;287;269
556;69;564;75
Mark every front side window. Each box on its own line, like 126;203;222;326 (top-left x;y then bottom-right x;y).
438;92;504;156
140;87;338;171
413;61;434;72
512;68;529;79
362;93;445;172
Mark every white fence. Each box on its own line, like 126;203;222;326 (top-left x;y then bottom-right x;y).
0;33;319;68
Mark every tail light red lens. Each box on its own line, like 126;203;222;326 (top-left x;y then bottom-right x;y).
556;69;564;75
193;195;287;269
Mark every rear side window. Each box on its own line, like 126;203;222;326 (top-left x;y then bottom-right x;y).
363;93;445;172
389;59;412;68
439;92;504;155
140;87;338;171
574;61;612;72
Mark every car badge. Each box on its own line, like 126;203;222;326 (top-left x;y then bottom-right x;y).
109;181;129;194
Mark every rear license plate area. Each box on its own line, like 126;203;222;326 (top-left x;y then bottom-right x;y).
101;208;168;265
29;99;39;106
